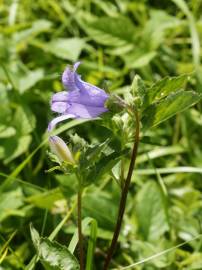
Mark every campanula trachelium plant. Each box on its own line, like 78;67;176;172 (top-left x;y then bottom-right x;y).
45;63;201;270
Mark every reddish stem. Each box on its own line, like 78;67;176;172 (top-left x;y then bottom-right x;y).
103;110;140;270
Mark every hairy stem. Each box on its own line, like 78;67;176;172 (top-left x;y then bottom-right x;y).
103;110;140;270
78;189;84;270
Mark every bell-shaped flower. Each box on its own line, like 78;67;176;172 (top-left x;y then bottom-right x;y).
49;136;75;164
48;62;109;131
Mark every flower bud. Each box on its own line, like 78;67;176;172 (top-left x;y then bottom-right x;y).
49;136;75;164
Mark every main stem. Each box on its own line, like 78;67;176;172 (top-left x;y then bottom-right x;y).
78;189;84;270
103;110;140;270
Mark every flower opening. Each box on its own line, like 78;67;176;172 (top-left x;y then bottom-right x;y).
48;62;109;131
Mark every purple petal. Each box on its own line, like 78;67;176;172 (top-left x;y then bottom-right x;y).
52;91;68;102
73;61;81;71
67;103;108;118
49;62;109;131
48;114;76;132
62;62;81;91
51;102;69;113
51;92;69;113
51;91;69;113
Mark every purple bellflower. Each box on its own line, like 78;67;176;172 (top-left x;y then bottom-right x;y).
48;62;109;131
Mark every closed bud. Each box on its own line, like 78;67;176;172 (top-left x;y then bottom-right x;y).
49;136;75;164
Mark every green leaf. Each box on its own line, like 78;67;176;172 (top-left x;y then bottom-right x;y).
0;188;24;222
56;174;78;198
124;51;157;69
3;135;32;164
27;205;77;270
83;149;127;186
143;10;182;49
131;75;147;108
13;106;36;135
82;16;136;46
30;226;79;270
83;191;118;230
32;38;85;61
30;224;40;250
26;188;64;209
147;74;189;104
142;90;201;130
0;119;90;192
13;20;52;45
0;125;16;138
39;239;79;270
18;68;44;93
84;138;110;163
2;62;44;93
136;181;169;241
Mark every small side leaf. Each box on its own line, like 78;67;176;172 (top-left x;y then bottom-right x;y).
85;138;110;162
131;75;147;108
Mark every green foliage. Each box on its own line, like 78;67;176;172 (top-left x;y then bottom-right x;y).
0;188;24;222
86;218;97;270
136;181;169;241
142;90;201;129
30;226;79;270
0;0;202;269
81;16;136;46
34;37;85;61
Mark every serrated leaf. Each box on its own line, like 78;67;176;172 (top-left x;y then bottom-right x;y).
82;16;136;46
136;181;169;241
30;226;79;270
85;139;110;163
147;74;189;104
39;238;79;270
142;90;201;130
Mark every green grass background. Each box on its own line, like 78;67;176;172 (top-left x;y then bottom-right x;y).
0;0;202;269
